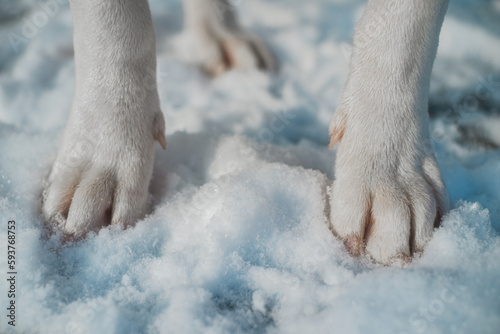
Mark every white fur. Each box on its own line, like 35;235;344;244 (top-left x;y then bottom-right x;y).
43;0;166;237
43;0;450;264
328;0;450;264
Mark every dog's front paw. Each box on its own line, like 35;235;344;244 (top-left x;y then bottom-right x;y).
328;109;449;265
42;111;166;239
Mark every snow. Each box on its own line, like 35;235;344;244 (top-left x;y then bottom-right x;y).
1;0;500;333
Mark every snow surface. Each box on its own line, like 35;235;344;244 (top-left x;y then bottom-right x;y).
1;0;500;333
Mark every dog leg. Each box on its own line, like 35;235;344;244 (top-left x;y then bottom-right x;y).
329;0;450;264
182;0;276;75
42;0;166;238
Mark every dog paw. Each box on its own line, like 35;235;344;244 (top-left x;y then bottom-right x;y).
42;110;166;239
182;2;276;75
328;108;449;265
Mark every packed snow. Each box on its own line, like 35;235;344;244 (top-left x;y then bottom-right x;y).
1;0;499;333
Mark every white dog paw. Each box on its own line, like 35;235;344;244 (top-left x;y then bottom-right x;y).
183;1;276;75
42;111;166;239
328;108;449;265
